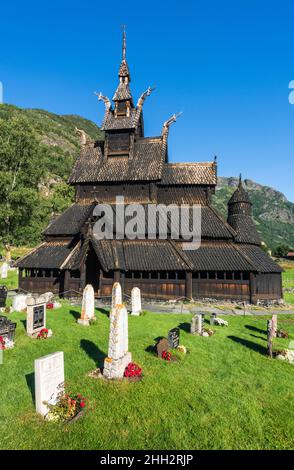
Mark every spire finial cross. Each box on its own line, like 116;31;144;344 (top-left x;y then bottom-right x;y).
121;24;127;60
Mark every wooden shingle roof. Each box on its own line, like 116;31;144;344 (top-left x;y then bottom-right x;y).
44;203;95;236
15;241;78;269
160;163;217;186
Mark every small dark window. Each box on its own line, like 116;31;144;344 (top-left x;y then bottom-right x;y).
234;271;241;280
200;272;207;279
178;272;186;280
142;272;149;279
168;272;176;280
160;272;167;279
226;272;233;280
243;272;250;280
52;269;59;278
125;271;132;278
70;270;80;279
134;272;141;279
151;272;158;279
208;271;216;280
217;271;224;280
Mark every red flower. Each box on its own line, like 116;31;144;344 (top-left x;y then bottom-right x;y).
124;362;143;378
80;401;85;408
162;350;171;361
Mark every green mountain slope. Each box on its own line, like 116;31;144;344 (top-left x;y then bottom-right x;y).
0;104;292;250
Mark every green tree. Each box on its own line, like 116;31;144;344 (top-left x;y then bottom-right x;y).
272;244;290;258
0;116;45;245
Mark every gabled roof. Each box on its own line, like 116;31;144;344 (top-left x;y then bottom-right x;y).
160;163;217;186
44;203;95;236
68;137;164;183
236;245;282;273
14;241;78;269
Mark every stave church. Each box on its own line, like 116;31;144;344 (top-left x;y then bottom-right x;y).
16;32;282;303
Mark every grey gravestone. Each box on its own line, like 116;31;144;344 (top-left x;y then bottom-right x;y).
191;314;204;335
0;286;7;308
26;295;46;337
0;316;16;341
168;327;180;349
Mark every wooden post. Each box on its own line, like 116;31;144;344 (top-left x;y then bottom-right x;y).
267;319;274;358
249;273;256;304
185;272;192;300
114;270;120;283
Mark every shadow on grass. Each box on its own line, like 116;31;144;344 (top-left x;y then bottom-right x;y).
96;308;109;317
25;372;35;404
228;336;267;355
250;334;267;341
20;319;26;331
80;339;107;368
69;309;80;320
178;322;191;332
245;324;266;335
145;345;155;354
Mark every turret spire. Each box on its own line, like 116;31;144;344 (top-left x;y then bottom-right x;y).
122;24;126;61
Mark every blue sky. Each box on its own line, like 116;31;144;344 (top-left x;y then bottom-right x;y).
1;0;294;200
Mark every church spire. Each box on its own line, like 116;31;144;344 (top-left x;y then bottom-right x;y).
118;26;131;83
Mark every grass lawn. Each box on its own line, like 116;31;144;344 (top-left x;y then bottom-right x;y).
0;304;293;450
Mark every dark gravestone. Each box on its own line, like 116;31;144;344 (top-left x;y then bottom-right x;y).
0;316;16;341
33;305;45;329
0;286;8;308
168;327;180;349
155;338;170;358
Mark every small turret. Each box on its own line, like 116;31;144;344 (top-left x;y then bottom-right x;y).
227;175;260;245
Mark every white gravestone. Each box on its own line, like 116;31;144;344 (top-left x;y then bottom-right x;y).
0;262;8;279
103;304;131;379
26;295;47;337
78;284;96;326
35;351;64;417
111;282;122;309
12;293;28;312
190;314;204;335
131;287;142;316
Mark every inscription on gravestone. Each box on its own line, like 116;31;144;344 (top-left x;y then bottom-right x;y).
168;327;180;349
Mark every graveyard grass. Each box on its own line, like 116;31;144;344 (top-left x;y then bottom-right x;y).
0;305;293;450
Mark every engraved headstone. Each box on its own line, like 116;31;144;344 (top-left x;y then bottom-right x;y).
111;282;122;309
103;304;131;379
168;327;180;349
131;287;142;316
26;295;46;337
0;262;8;279
78;284;95;326
190;314;204;335
34;351;64;417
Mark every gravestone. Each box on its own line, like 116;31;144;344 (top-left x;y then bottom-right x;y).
34;351;64;417
26;295;46;337
103;304;131;379
0;263;8;279
12;294;28;312
168;327;180;349
267;319;274;358
78;284;95;326
131;287;141;316
210;313;217;326
272;314;277;338
0;286;8;308
111;282;122;309
190;314;204;335
155;338;170;358
0;316;16;341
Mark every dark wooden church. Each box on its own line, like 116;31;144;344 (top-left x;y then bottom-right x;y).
16;32;282;303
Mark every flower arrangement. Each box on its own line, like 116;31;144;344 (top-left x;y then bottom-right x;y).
177;345;187;354
46;303;54;309
45;390;86;423
37;328;49;339
124;362;143;378
162;350;172;361
214;318;228;327
0;335;14;350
